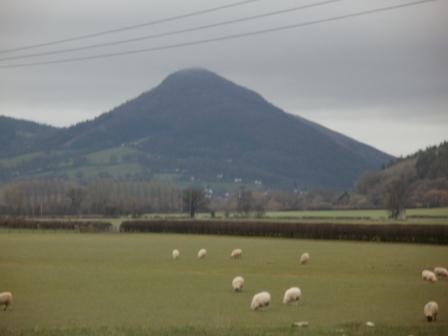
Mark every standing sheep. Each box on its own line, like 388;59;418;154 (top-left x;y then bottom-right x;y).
422;270;438;283
250;291;271;311
300;252;310;265
230;248;243;259
283;287;302;304
424;301;438;322
172;249;180;260
434;267;448;278
197;248;207;259
0;292;13;311
232;276;245;292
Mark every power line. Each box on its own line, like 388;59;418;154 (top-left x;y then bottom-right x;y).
0;0;437;69
0;0;263;54
0;0;344;62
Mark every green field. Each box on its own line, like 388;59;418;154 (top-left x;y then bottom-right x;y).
1;231;448;335
264;208;448;219
136;208;448;226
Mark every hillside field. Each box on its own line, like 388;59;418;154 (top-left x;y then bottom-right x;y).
1;231;447;335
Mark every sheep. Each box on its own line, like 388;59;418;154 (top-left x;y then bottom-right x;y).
230;248;243;259
434;267;448;278
424;301;438;322
0;292;13;311
232;276;245;292
300;252;310;265
197;248;207;259
172;249;180;260
250;291;271;311
422;270;438;283
283;287;302;305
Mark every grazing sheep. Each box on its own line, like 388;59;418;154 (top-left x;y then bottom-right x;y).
422;270;438;283
232;276;245;292
230;248;243;259
0;292;13;311
300;252;310;265
283;287;302;304
424;301;438;322
434;267;448;278
172;249;180;260
250;291;271;311
197;248;207;259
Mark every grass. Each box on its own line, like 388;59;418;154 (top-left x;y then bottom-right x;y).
0;231;447;335
0;152;44;168
85;146;142;165
265;208;448;219
138;208;448;225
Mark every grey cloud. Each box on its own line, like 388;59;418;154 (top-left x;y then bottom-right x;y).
0;0;447;155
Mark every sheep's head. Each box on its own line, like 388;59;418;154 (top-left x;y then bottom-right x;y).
426;316;433;322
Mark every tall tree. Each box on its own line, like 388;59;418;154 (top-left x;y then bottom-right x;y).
384;175;411;219
182;187;207;218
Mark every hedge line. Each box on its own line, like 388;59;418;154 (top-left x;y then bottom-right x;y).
0;218;112;232
120;220;448;244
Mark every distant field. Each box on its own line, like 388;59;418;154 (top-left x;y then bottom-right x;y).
264;208;448;219
30;208;448;232
138;208;448;226
141;208;448;219
1;232;447;335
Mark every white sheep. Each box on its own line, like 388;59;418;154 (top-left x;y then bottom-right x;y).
434;267;448;278
230;248;243;259
172;249;180;260
250;291;271;310
232;276;245;292
424;301;438;322
197;248;207;259
283;287;302;304
0;292;13;311
300;252;310;265
422;270;438;283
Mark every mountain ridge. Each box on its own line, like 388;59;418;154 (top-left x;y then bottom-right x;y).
0;68;393;189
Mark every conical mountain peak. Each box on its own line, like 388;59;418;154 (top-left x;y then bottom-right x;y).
158;67;237;90
19;68;393;189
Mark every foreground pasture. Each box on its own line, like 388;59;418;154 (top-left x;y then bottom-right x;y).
0;232;447;335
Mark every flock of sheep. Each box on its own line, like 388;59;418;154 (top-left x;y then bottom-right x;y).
171;247;446;325
421;266;448;322
0;247;445;326
172;247;308;312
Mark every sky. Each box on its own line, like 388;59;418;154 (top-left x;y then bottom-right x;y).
0;0;447;157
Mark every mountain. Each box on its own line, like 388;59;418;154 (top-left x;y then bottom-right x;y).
0;68;393;189
0;116;58;158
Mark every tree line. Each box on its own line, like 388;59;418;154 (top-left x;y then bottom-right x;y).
1;142;447;218
0;180;182;216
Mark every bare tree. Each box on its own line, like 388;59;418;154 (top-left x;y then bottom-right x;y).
236;187;254;217
384;175;411;219
182;187;207;218
67;186;85;215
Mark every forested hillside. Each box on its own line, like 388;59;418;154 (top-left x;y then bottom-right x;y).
355;141;448;210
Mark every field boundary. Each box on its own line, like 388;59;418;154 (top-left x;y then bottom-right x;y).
120;220;448;244
0;218;112;232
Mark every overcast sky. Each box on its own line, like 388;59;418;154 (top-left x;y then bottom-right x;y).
0;0;447;157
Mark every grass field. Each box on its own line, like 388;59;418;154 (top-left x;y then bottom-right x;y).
135;208;448;227
264;208;448;219
30;208;448;233
1;231;448;335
